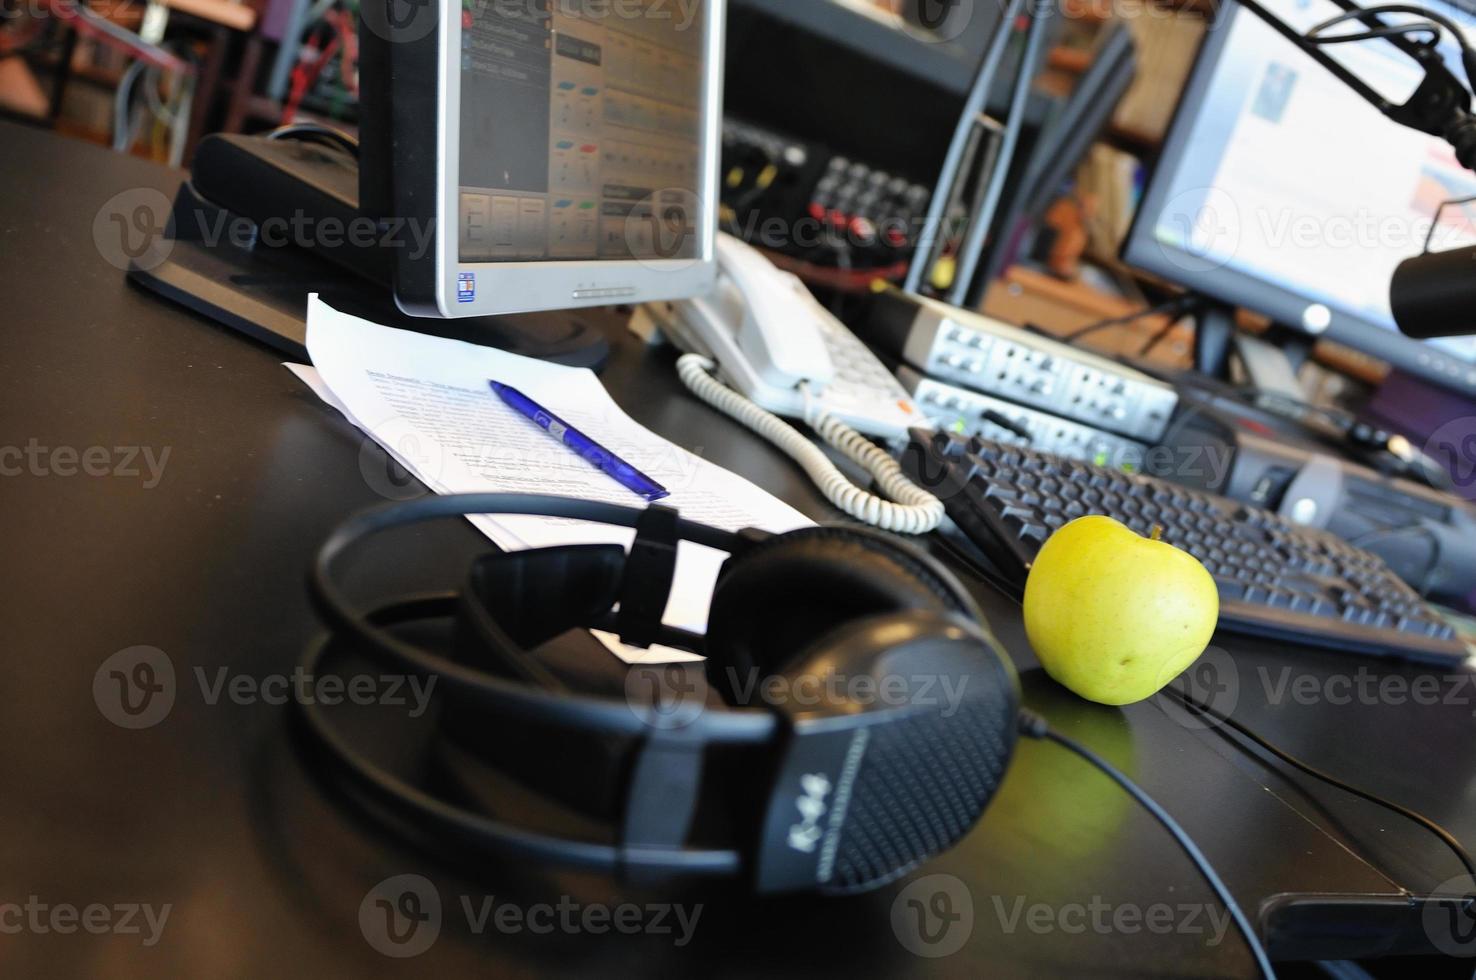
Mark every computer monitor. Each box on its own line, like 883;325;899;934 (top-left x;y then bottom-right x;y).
363;0;724;320
1122;0;1476;395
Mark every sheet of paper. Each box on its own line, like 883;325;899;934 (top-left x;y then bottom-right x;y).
293;296;813;663
288;362;530;555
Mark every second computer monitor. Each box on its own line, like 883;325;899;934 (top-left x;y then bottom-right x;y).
1122;0;1476;394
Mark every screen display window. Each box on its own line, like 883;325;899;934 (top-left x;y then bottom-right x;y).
1149;0;1476;365
457;0;705;263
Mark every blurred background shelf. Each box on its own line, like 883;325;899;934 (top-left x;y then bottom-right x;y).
731;0;1006;95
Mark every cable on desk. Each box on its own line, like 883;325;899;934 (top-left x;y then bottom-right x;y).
1158;685;1476;884
676;354;945;534
1139;313;1191;359
1018;710;1278;979
1062;296;1192;344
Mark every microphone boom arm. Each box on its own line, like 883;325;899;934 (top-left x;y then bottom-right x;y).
1233;0;1476;170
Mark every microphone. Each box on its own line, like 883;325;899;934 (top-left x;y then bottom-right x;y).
1391;246;1476;340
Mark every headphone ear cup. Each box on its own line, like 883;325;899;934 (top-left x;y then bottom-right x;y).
706;527;967;688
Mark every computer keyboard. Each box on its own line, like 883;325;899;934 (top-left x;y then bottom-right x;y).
905;430;1468;666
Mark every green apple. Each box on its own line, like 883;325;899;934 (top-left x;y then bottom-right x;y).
1023;516;1219;706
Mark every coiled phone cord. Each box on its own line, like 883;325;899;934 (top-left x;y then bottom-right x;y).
676;353;945;535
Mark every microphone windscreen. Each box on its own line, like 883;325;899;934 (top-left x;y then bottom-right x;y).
1392;246;1476;340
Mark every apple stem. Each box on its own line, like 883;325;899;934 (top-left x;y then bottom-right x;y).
1151;525;1164;542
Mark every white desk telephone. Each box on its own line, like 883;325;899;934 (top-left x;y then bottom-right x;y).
649;233;922;438
639;233;944;534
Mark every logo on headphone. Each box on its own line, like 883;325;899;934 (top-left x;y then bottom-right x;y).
891;873;974;957
1422;875;1476;956
359;874;442;958
623;663;707;731
786;773;832;854
93;646;176;730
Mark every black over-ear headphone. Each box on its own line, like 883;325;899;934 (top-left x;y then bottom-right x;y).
299;494;1019;895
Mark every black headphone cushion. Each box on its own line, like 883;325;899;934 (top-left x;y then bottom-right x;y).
706;527;969;682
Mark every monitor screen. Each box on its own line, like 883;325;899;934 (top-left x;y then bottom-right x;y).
457;0;706;264
1123;0;1476;390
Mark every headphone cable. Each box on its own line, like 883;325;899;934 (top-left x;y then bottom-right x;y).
1017;710;1278;979
1158;685;1476;882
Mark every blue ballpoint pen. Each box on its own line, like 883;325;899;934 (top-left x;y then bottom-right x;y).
490;381;670;502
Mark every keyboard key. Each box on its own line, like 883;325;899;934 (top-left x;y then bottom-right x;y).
1019;525;1050;547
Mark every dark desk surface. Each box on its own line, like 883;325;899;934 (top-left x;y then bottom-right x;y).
3;122;1475;978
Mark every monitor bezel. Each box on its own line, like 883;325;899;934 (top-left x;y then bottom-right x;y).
1120;0;1476;394
427;0;723;319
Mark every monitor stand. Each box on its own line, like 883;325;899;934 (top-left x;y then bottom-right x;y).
1193;298;1311;402
127;135;610;369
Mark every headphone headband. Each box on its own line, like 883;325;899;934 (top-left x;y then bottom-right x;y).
309;493;777;743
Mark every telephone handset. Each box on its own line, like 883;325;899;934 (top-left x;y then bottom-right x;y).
658;233;923;440
642;233;944;535
712;233;835;391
